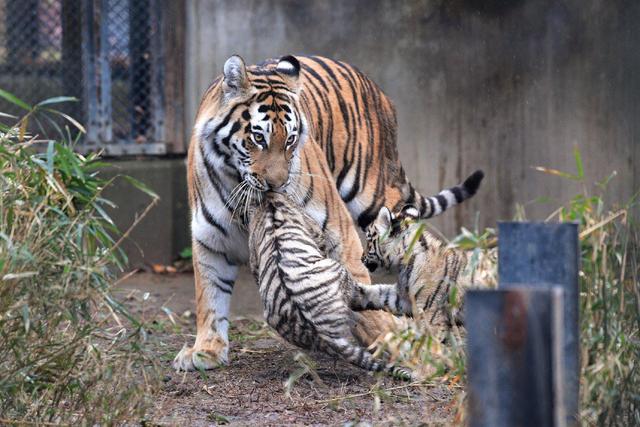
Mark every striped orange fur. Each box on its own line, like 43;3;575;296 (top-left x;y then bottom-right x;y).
173;55;479;371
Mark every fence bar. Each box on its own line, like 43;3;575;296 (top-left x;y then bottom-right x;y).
98;0;113;143
128;0;151;141
81;0;99;143
498;222;579;424
61;0;83;121
149;0;165;144
467;288;566;427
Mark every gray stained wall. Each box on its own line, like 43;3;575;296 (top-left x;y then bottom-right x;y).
185;0;639;236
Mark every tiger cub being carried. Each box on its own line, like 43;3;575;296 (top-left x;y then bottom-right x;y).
248;191;416;380
362;170;496;337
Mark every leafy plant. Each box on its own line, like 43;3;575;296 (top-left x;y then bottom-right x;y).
536;148;639;425
378;147;638;425
0;91;159;424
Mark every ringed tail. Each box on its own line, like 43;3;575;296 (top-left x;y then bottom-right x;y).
401;170;485;218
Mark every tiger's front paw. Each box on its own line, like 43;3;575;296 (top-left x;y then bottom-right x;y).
172;337;228;371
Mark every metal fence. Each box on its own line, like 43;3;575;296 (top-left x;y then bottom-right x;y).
0;0;166;155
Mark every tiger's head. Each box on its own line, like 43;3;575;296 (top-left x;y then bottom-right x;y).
362;206;421;273
197;54;307;193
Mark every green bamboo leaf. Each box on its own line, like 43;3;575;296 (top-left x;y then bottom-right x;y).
574;145;584;180
46;141;55;175
0;88;31;110
36;96;78;107
120;175;159;199
403;223;425;264
94;203;115;226
47;110;86;133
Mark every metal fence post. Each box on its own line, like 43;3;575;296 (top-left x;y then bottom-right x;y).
81;0;99;143
498;222;579;425
467;288;566;427
98;0;113;143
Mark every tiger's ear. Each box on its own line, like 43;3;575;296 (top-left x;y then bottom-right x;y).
374;207;392;232
223;55;250;99
276;55;301;93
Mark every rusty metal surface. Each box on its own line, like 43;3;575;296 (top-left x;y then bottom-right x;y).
498;222;579;424
467;288;565;427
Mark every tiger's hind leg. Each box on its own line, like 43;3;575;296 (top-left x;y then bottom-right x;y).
323;337;414;381
349;282;412;316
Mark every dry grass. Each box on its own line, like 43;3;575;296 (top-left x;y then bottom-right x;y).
371;148;638;425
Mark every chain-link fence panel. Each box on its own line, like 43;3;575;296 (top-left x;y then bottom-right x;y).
0;0;165;155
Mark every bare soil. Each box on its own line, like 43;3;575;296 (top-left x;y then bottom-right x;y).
116;272;457;426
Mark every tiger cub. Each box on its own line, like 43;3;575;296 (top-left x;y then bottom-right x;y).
248;191;415;380
362;173;496;337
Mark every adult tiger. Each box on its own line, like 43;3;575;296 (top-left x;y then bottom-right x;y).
173;55;477;371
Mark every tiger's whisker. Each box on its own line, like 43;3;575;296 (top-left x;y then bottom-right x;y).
225;181;248;210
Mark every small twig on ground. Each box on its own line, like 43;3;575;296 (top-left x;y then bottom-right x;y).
311;382;433;405
0;418;67;426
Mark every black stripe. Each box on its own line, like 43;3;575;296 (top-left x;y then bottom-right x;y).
300;63;329;92
195;239;236;265
451;187;464;203
199;200;228;236
342;140;362;203
426;197;434;217
199;144;233;212
214;281;233;294
435;194;448;211
308;56;343;90
213;102;244;134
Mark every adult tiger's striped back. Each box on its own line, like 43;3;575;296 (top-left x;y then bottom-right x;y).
173;54;480;372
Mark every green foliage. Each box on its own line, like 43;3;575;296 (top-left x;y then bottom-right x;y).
0;92;159;424
538;150;639;426
179;245;193;260
383;148;638;425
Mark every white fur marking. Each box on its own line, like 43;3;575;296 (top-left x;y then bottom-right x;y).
277;60;295;72
440;190;457;208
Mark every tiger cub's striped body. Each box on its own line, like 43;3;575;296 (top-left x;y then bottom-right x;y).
362;172;495;337
174;54;481;372
249;192;413;379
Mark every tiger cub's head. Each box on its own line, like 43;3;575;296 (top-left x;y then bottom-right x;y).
362;206;421;273
198;54;307;192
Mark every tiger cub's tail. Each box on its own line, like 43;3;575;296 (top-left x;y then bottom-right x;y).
401;170;484;219
325;337;414;381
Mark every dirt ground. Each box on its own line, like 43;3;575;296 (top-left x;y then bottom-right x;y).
116;271;458;426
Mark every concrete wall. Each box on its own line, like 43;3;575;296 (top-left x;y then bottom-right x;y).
185;0;639;236
103;159;190;266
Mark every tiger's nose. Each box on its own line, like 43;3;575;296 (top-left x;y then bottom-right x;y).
265;171;289;190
